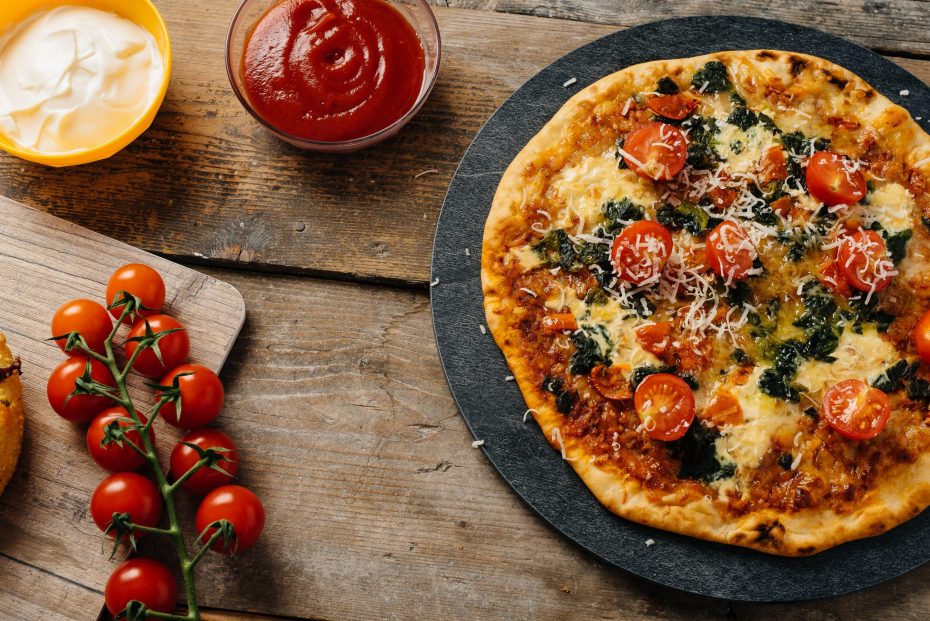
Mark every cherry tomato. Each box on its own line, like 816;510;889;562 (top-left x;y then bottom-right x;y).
646;94;698;121
195;485;265;555
541;313;578;333
50;299;112;356
90;472;162;538
611;220;674;285
106;263;166;322
912;309;930;364
156;364;225;428
105;558;177;616
621;122;687;181
706;220;757;283
805;151;867;206
170;429;239;496
633;373;695;441
821;379;891;440
86;407;152;472
836;229;895;293
124;315;190;378
47;356;115;423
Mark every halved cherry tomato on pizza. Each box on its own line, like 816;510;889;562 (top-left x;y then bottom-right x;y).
805;151;867;206
589;364;632;401
912;309;930;364
621;122;687;181
51;299;113;356
541;313;578;333
635;322;672;357
105;558;177;616
817;254;852;297
646;94;699;121
836;229;895;293
86;407;152;472
633;373;695;442
821;379;891;440
706;220;757;283
124;315;191;378
759;145;788;183
106;263;166;323
47;356;116;423
610;220;674;285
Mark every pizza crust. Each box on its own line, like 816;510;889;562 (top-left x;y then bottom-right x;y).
0;331;24;496
482;50;930;556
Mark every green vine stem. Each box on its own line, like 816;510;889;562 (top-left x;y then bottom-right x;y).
72;298;223;621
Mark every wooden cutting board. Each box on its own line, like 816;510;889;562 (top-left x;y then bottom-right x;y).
0;196;245;613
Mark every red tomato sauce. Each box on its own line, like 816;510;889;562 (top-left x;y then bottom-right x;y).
242;0;426;142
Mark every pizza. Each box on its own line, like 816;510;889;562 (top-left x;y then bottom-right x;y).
0;330;23;496
481;50;930;556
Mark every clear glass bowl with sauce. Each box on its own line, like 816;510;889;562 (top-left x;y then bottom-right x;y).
226;0;441;153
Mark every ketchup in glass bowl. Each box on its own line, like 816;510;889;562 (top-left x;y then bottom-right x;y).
226;0;440;152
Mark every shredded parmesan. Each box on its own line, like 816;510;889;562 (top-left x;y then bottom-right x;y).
478;324;487;335
562;77;578;87
471;439;485;448
550;427;576;461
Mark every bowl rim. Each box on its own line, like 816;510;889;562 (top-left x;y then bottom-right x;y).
225;0;442;150
0;0;173;166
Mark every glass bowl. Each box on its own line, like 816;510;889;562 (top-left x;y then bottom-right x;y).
226;0;441;153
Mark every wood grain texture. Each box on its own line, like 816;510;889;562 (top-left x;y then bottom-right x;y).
439;0;930;58
1;4;926;287
0;198;245;620
105;268;930;621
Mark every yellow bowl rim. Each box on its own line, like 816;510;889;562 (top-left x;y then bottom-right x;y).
0;0;173;167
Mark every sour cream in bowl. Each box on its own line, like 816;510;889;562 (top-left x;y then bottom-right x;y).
0;1;171;167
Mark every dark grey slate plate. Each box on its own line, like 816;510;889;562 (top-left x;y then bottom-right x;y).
430;16;930;602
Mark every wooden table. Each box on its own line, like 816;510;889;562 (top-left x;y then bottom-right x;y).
2;1;930;619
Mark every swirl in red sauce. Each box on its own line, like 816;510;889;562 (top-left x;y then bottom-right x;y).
242;0;426;142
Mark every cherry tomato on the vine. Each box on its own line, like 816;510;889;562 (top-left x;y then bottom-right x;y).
195;485;265;555
706;220;757;283
912;309;930;364
633;373;695;442
170;428;239;495
106;263;166;323
805;151;867;206
836;229;895;294
50;299;112;356
821;379;891;440
105;558;177;616
86;407;152;472
611;220;674;285
124;315;190;378
621;122;687;181
47;356;115;423
157;364;225;429
90;472;162;538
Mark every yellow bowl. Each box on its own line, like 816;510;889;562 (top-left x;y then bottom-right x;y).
0;0;172;167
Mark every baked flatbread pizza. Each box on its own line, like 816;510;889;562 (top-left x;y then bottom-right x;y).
0;330;23;496
482;50;930;556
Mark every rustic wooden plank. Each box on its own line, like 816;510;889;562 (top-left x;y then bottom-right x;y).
0;5;927;287
0;198;245;619
445;0;930;58
133;268;930;620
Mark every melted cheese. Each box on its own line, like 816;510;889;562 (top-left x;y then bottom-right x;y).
868;183;914;233
714;367;802;473
509;244;543;271
715;121;777;174
797;327;899;396
549;152;660;229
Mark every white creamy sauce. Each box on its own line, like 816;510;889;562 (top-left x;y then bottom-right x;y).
0;6;164;154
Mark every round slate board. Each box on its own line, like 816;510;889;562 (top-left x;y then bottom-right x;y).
430;16;930;602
